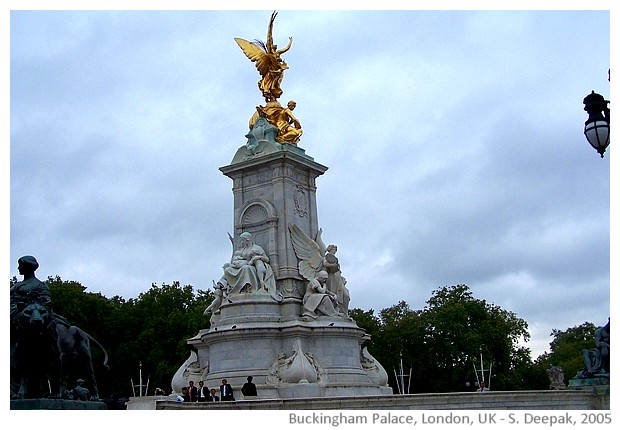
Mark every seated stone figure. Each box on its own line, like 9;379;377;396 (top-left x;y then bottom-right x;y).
219;232;280;300
204;286;225;314
302;271;339;319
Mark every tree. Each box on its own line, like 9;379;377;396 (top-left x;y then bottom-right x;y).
45;276;118;395
534;322;597;386
420;285;532;392
349;307;380;349
15;274;545;397
13;276;216;398
375;301;424;393
110;281;213;396
350;285;540;393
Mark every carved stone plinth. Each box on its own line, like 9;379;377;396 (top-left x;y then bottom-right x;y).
220;143;327;281
10;399;107;410
568;374;610;391
172;296;391;399
167;139;391;399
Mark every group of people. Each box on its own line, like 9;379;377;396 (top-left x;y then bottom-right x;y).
178;377;257;402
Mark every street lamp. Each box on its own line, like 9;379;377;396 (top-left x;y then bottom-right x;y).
583;90;610;158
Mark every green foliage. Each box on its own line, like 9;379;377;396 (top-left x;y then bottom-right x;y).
110;282;213;396
46;276;118;390
533;322;597;386
16;275;585;397
31;277;215;398
349;308;380;348
351;284;542;393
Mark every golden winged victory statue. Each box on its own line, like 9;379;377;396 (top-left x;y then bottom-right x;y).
235;11;303;145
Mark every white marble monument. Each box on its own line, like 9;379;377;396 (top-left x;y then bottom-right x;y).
171;141;391;399
170;11;391;399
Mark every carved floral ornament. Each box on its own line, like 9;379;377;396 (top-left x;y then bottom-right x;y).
267;340;327;386
294;186;309;218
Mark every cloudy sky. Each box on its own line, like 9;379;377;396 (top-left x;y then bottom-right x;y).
6;2;613;360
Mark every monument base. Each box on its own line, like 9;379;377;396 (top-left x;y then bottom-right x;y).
10;398;107;410
568;373;610;393
127;389;609;410
171;294;392;399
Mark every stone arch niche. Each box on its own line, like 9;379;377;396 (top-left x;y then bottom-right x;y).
221;147;327;284
236;199;279;274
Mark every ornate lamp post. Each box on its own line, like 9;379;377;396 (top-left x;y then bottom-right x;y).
583;90;610;158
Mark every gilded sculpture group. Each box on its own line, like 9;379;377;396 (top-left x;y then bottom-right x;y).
235;11;302;145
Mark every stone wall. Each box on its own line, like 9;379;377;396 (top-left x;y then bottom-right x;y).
127;390;609;410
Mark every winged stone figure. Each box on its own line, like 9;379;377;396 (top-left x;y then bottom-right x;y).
234;11;293;103
288;224;327;282
289;224;351;317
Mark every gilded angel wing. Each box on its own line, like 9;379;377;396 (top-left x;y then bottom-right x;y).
234;37;277;79
288;224;324;281
266;11;277;53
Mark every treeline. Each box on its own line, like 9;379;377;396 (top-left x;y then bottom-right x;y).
350;284;596;392
12;276;214;399
10;277;596;397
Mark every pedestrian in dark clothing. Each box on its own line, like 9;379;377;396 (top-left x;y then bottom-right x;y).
220;378;235;401
241;376;257;397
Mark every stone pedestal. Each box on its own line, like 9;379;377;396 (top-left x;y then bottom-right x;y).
10;399;107;410
220;142;327;283
169;140;391;399
173;295;391;398
127;389;610;410
568;374;610;392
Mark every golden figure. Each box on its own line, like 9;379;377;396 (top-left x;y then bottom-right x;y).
250;100;302;145
235;11;292;103
236;11;303;145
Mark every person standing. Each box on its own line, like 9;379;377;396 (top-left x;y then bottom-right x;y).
187;380;198;402
220;378;235;401
241;376;257;397
197;381;209;402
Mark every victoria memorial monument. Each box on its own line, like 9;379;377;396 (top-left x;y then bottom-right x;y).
169;11;391;399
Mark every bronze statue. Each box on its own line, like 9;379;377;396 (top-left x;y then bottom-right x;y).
249;100;303;145
578;318;610;377
70;379;90;401
10;256;62;399
10;256;53;324
10;256;109;400
236;11;303;145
